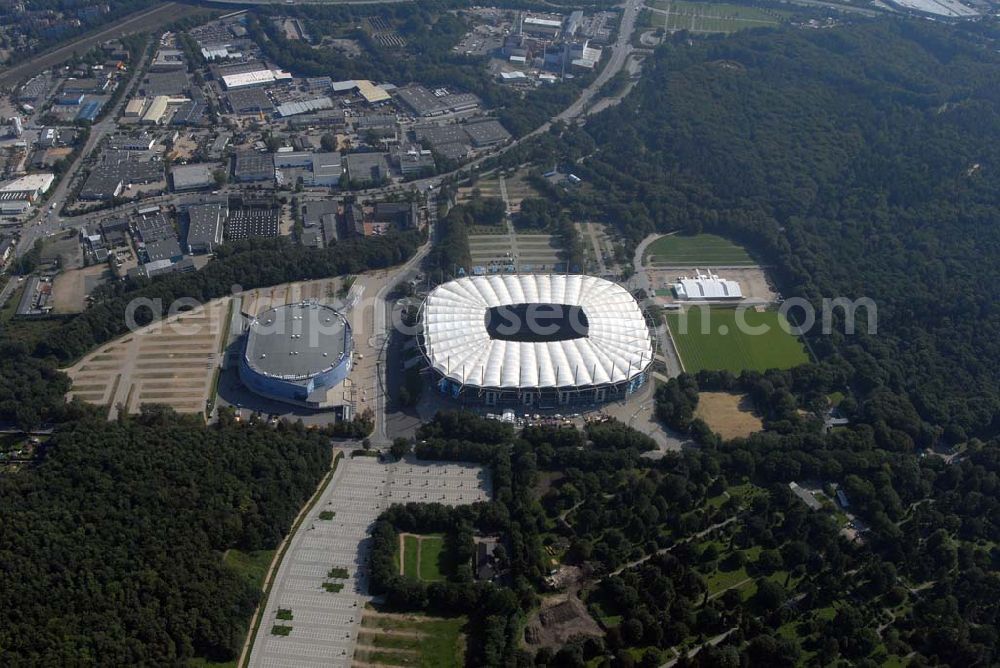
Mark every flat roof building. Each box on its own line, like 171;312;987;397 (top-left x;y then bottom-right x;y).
124;97;146;117
233;151;275;183
464;119;512;148
171;163;217;191
185;201;227;254
395;86;480;117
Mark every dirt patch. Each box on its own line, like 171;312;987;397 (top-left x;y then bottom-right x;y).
52;264;111;313
523;593;603;650
695;392;763;440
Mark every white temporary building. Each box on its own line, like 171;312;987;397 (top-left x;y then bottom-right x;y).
673;270;743;300
421;274;652;389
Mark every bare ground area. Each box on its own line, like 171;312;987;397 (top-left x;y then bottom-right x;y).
523;592;603;651
695;391;763;440
51;264;110;313
648;266;777;303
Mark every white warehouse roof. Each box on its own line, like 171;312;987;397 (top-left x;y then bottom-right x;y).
422;275;652;389
673;271;743;300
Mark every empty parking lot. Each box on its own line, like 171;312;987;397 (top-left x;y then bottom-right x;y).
247;455;491;668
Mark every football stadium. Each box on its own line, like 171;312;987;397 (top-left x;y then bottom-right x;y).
418;275;653;408
239;301;353;408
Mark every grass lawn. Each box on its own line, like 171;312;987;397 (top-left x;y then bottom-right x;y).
223;549;274;591
418;535;447;582
402;535;420;578
666;308;809;373
359;613;466;668
645;233;754;266
646;0;784;32
400;534;448;582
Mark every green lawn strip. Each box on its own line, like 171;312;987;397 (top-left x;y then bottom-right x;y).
276;609;293;621
358;615;466;668
323;582;344;593
327;567;349;579
417;534;447;582
238;451;344;668
270;625;292;637
363;650;418;666
402;535;420;578
318;510;335;520
358;631;423;651
223;549;275;591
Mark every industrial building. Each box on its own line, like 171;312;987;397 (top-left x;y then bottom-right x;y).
239;302;354;408
463;119;512;148
141;96;170;124
184;201;227;254
79;153;162;200
221;68;292;90
124;97;146;117
107;133;155;151
419;274;653;407
1;173;55;198
233;150;275;183
344;152;389;186
226;88;274;115
672;271;743;301
171;163;217;191
276;96;333;118
273;151;342;187
395;86;480;117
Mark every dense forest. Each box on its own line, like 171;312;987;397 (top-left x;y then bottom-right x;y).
0;409;332;664
546;21;1000;441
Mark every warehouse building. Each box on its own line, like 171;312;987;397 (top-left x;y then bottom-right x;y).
184;201;227;254
464;119;512;148
225;197;280;239
233;151;275;183
344;152;389;186
171;163;217;191
395;85;480;117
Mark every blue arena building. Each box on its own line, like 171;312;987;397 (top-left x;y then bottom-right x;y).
239;302;353;408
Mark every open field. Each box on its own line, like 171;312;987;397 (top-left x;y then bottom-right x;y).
456;169;539;216
695;391;763;439
645;233;755;266
355;609;465;668
51;264;111;313
666;308;810;373
647;0;783;33
399;533;447;582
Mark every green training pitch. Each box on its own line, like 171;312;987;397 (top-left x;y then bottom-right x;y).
666;308;809;373
645;233;754;266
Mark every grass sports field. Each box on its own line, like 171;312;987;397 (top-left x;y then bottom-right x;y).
644;233;755;266
357;610;466;668
666;308;809;373
646;0;784;33
401;534;448;582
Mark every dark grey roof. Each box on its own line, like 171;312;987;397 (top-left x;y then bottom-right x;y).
245;302;351;380
464;119;511;147
144;236;182;262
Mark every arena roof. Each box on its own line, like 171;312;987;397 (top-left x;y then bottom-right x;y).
245;302;351;381
422;275;652;389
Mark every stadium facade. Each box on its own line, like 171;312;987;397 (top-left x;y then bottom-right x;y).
418;275;653;408
239;301;353;408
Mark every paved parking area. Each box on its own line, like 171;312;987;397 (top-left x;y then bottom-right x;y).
248;455;491;668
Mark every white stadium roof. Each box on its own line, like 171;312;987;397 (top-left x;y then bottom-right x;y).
421;275;652;389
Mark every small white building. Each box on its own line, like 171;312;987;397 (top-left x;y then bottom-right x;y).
673;270;743;301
